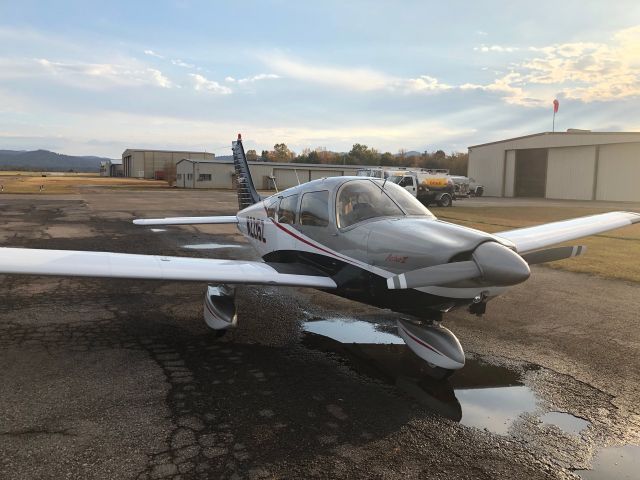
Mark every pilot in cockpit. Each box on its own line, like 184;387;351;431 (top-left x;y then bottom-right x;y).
339;188;375;226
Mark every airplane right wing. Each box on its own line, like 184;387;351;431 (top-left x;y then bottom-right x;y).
495;211;640;254
0;247;336;289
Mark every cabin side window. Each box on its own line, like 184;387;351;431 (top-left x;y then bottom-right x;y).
266;198;278;220
277;194;298;224
299;191;330;227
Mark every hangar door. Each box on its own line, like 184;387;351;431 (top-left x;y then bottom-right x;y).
274;168;303;189
515;148;548;197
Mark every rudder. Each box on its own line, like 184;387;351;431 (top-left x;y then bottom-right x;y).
231;134;261;210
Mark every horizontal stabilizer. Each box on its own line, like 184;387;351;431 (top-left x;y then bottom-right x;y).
133;216;238;226
0;247;336;288
521;245;586;265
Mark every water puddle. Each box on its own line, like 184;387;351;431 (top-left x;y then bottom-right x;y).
182;243;243;250
302;316;588;437
540;411;590;435
150;228;167;232
576;445;640;480
303;318;403;345
456;385;537;435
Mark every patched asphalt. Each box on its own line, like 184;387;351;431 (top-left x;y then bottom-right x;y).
0;189;639;480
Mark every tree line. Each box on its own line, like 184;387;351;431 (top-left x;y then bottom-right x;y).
245;143;468;176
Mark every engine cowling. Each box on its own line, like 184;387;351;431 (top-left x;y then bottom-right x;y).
204;285;237;330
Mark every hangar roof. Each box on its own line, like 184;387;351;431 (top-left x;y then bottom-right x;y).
176;158;371;169
469;131;640;149
122;148;214;155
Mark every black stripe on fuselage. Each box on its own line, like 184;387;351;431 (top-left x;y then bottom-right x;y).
263;250;469;320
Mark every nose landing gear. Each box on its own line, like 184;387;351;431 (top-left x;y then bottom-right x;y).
469;292;488;316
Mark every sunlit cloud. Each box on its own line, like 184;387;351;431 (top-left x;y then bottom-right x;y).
264;54;391;91
144;49;164;59
9;58;176;89
401;75;453;93
237;73;280;84
171;58;195;68
469;25;640;106
474;44;519;53
262;54;451;93
189;73;232;94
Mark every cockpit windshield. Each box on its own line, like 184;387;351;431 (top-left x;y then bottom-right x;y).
337;180;403;228
336;179;433;228
372;180;434;217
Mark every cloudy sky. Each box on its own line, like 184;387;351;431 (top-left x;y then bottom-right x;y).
1;1;640;158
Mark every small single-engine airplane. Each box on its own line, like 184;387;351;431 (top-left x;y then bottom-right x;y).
1;134;638;378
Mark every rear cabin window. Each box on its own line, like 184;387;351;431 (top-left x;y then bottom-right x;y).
277;194;298;224
300;191;330;227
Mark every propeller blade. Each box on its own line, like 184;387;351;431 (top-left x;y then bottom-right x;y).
521;245;587;265
387;261;479;289
387;241;531;290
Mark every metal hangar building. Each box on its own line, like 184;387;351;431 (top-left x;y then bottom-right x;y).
176;159;361;190
468;131;640;202
121;149;215;179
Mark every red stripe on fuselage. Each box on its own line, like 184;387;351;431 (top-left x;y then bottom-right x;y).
268;219;359;267
399;325;443;357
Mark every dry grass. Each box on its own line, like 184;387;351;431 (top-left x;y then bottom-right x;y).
431;206;640;282
0;172;168;194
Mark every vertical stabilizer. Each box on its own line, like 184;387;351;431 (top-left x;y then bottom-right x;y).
231;134;261;210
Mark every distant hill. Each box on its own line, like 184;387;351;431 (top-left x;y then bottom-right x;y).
396;150;422;157
0;149;113;172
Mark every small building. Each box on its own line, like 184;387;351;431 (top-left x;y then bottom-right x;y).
468;131;640;201
176;159;362;190
99;159;124;177
122;149;214;179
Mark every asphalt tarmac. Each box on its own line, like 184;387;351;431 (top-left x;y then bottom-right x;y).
1;189;639;480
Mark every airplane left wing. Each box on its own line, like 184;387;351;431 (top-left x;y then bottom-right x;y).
0;248;336;288
133;216;238;225
495;211;640;254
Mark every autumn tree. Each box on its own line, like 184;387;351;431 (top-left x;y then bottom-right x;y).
273;143;293;162
246;149;258;161
348;144;379;165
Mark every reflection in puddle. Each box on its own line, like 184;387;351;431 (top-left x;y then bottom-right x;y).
302;317;590;437
576;445;640;480
456;386;537;435
303;318;403;345
540;411;590;435
150;228;167;232
182;243;243;250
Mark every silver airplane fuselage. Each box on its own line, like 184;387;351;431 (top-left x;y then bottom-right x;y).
236;176;513;320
